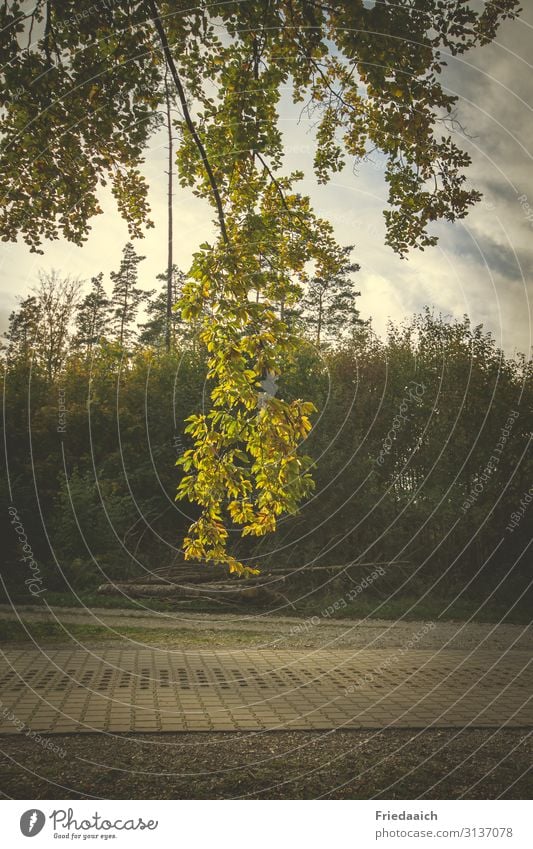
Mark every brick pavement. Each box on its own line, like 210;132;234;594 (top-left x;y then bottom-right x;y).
0;648;531;734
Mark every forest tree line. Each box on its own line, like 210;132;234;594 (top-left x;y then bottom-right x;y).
2;242;531;611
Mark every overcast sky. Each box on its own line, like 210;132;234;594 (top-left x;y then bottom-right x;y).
1;4;532;357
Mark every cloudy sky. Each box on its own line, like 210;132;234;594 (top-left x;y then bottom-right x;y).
1;3;532;357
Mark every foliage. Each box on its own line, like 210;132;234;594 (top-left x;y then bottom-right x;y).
0;0;521;571
110;242;151;348
2;302;531;609
301;245;361;345
3;271;81;379
139;266;188;350
72;273;111;356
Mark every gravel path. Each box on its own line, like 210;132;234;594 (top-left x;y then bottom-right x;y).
1;606;531;800
1;604;531;652
1;729;530;799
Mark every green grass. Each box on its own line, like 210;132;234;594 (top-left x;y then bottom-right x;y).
3;588;530;625
311;594;532;625
0;618;267;648
4;590;181;612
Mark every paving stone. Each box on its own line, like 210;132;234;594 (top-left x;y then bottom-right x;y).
0;647;531;733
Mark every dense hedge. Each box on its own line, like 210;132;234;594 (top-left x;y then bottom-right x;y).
2;311;531;610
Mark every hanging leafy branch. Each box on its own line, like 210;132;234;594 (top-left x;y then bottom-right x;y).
175;174;346;574
0;0;520;573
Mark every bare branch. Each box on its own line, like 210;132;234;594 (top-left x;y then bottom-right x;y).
146;0;229;244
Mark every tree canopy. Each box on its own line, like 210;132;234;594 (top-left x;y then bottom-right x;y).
0;0;520;573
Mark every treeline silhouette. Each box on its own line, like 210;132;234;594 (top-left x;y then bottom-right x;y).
2;251;531;615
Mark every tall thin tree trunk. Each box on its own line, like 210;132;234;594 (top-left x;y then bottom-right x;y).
120;289;127;348
316;293;323;346
165;77;173;353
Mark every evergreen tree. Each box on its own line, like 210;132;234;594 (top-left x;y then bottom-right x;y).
302;246;361;346
139;265;185;350
73;273;111;356
110;243;150;348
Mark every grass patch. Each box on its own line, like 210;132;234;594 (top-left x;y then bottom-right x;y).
3;591;183;612
320;595;531;625
0;618;267;648
3;589;530;625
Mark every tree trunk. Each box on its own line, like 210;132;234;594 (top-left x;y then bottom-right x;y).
316;292;323;346
165;77;173;353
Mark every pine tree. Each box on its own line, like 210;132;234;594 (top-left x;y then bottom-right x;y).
73;273;111;356
302;246;361;346
110;243;150;348
139;265;185;351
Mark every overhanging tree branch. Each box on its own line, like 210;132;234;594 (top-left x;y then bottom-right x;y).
146;0;229;244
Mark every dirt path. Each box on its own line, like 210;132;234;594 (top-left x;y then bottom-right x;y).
1;604;531;652
1;729;530;799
